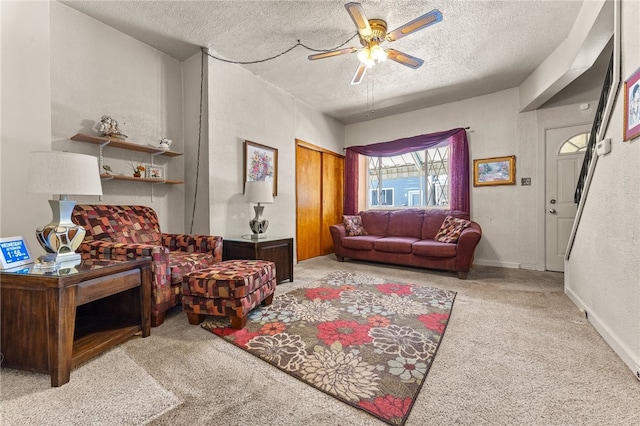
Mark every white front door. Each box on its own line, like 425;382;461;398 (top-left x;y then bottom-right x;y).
545;124;590;272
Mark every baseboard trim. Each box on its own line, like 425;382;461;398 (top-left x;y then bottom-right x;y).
565;286;640;378
473;259;521;269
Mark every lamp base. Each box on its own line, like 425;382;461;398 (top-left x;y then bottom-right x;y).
249;204;269;237
249;218;269;235
38;252;81;264
35;199;86;263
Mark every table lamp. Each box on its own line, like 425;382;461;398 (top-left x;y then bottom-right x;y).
27;151;103;265
245;180;273;239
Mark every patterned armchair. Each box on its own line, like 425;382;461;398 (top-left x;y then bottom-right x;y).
72;205;222;326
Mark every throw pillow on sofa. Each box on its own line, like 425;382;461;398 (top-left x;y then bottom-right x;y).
435;215;471;243
343;215;368;236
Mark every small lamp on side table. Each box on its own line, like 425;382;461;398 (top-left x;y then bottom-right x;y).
27;151;103;266
245;180;273;240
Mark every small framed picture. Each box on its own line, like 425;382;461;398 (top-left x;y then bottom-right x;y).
0;236;34;269
244;140;278;196
624;67;640;141
473;155;516;186
145;164;164;179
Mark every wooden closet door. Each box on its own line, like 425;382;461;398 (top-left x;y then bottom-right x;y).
296;144;322;261
321;153;344;255
296;140;344;261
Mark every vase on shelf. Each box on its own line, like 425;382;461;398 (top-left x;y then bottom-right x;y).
134;172;141;178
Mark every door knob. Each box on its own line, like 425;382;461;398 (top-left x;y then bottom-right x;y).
549;199;556;204
549;208;557;214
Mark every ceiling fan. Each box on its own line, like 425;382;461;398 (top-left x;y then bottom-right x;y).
308;2;443;85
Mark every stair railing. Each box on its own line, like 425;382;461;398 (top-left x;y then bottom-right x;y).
574;53;614;204
566;2;621;261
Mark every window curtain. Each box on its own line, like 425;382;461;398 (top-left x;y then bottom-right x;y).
344;127;469;214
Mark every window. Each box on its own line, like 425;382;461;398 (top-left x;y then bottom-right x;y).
370;188;394;206
407;190;422;206
559;132;589;154
366;145;450;208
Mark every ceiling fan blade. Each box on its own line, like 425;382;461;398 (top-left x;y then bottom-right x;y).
345;2;372;38
351;63;367;85
386;9;443;42
308;47;357;60
387;49;424;69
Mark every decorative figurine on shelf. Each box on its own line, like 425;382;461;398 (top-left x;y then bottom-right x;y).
159;137;172;150
98;115;127;140
129;162;146;178
102;165;113;175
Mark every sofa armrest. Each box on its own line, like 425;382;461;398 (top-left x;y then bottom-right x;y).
329;224;348;259
455;222;482;273
79;240;168;261
162;233;223;262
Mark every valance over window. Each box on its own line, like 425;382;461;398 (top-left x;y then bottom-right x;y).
345;128;469;214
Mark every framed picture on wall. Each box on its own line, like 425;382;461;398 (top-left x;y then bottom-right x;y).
144;164;164;179
244;140;278;195
624;67;640;141
473;155;516;186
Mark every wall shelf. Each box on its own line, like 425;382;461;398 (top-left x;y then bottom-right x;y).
71;133;182;157
70;133;184;201
100;174;184;185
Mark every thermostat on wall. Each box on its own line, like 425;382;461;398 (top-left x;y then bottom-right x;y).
596;138;611;156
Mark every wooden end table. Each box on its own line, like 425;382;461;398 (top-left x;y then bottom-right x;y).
0;258;151;387
223;236;294;283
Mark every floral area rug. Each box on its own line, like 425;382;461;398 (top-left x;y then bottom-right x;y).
202;271;456;426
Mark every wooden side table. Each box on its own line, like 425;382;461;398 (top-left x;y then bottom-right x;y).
0;258;151;387
223;236;294;283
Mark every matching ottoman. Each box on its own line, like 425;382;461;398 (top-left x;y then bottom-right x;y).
182;259;277;329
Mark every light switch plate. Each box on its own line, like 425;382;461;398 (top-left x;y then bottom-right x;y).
521;177;531;186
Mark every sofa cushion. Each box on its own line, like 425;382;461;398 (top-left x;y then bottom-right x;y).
72;205;117;242
412;240;457;257
73;204;162;245
387;209;424;237
435;215;472;243
421;209;470;239
343;215;368;236
113;206;162;244
374;237;419;254
360;210;390;236
169;251;217;285
342;235;382;251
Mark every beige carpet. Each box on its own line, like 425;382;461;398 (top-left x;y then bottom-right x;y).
2;255;639;425
0;347;180;425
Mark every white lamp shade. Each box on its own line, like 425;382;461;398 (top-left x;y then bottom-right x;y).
27;151;103;196
245;180;273;204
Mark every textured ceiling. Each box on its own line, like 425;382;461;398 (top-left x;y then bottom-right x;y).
61;0;592;124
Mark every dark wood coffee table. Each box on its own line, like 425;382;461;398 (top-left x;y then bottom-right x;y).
0;258;151;386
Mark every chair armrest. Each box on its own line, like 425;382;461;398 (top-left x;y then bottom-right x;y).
79;240;168;261
162;233;223;262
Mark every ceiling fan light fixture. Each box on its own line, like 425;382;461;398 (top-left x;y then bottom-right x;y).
370;44;388;63
357;43;387;68
357;47;374;68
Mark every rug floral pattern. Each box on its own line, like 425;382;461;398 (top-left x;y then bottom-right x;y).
202;271;456;426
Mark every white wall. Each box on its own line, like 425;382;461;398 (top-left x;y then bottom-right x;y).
346;88;596;270
206;56;344;244
182;51;210;235
49;2;185;233
1;1;52;253
566;0;640;376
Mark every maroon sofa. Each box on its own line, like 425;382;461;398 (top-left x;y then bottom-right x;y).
329;209;482;279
